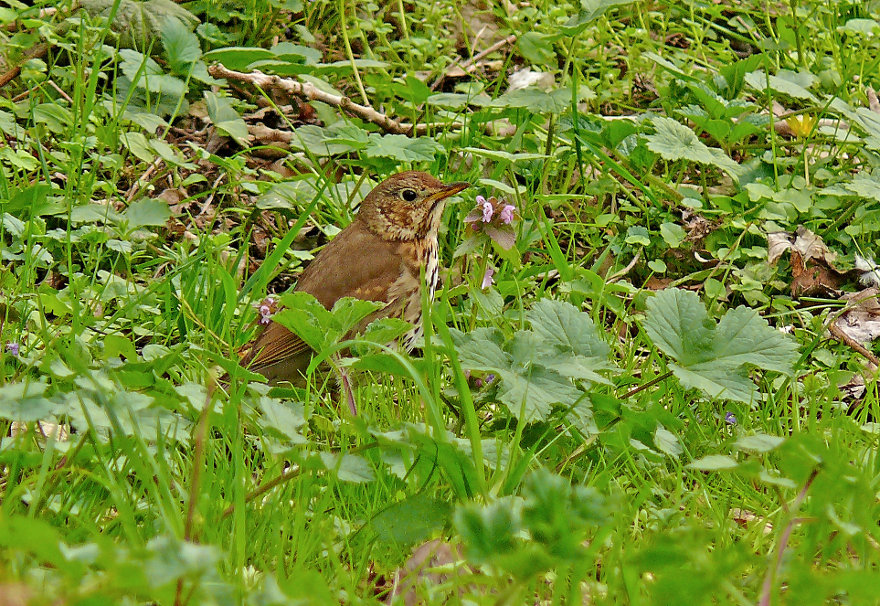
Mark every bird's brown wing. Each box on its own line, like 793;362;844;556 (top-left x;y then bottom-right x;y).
241;220;404;378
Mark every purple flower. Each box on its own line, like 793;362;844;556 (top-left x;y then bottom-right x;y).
485;373;495;384
724;411;737;425
253;296;278;325
499;204;515;225
481;266;495;289
477;196;494;222
5;342;19;356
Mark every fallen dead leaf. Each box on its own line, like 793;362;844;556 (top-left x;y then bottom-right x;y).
833;287;880;344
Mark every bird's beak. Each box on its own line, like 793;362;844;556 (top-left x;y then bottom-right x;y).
427;181;470;206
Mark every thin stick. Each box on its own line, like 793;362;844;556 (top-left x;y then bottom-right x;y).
125;157;163;204
828;322;880;367
209;64;420;135
430;34;517;90
221;464;302;519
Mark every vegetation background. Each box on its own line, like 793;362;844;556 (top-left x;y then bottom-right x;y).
2;0;880;603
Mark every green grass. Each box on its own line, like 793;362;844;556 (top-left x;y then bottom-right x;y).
2;0;880;603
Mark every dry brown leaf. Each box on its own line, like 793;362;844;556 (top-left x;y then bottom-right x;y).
766;226;846;297
834;287;880;345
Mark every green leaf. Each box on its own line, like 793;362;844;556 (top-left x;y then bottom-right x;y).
744;69;817;102
734;434;785;453
659;222;686;248
319;452;375;483
451;327;509;372
82;0;198;50
645;116;739;178
687;455;739;470
455;497;521;563
275;292;335;351
491;87;571;114
518;32;556;64
161;16;201;75
370;494;452;547
363;134;444;162
654;425;683;458
203;91;249;145
496;366;582;422
562;0;633;35
644;289;798;403
0;380;54;422
526;299;610;361
259;397;307;444
123;198;171;227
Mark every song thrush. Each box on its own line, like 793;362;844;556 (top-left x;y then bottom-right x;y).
238;171;470;383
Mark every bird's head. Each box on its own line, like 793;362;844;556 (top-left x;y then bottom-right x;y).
359;171;470;240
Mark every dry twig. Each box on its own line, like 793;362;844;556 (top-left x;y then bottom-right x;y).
208;64;453;136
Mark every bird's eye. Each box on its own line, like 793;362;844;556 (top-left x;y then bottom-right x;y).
401;188;418;202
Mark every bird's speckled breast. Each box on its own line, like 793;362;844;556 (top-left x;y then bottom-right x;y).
401;238;439;351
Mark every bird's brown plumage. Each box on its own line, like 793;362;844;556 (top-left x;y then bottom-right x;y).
238;171;469;383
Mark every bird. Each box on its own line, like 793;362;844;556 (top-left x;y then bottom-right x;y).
237;171;470;384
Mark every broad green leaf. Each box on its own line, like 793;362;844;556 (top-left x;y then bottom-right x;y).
455;497;521;562
451;327;509;371
363;134;444;162
562;0;633;35
659;222;686;248
646;116;739;177
526;299;610;360
161;17;201;75
518;32;556;64
734;434;785;453
491;87;570;114
744;69;817;102
83;0;198;50
496;367;582;422
123;198;171;227
644;289;798;403
654;425;683;458
202;47;275;71
275;292;335;351
844;173;880;202
370;494;451;547
687;455;739;470
0;380;54;422
258;397;307;444
203;91;249;145
319;452;375;483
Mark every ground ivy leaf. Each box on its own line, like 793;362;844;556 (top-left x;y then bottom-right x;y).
364;134;444;162
319;452;375;483
687;454;740;470
646;116;739;178
734;434;786;453
674;363;756;402
525;299;610;361
0;380;54;422
496;367;582;423
123;198;171;228
645;289;797;403
450;327;510;371
654;425;683;458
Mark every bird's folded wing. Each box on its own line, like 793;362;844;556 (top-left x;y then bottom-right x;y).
242;221;406;372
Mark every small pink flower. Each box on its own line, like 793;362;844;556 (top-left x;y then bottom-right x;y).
499;204;515;224
481;266;495;289
477;196;494;222
253;296;278;325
